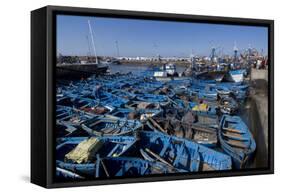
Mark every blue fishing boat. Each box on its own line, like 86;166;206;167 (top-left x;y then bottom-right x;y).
56;136;136;178
56;167;85;180
57;96;93;108
153;87;176;98
136;93;168;103
57;96;114;114
188;101;218;116
198;91;218;101
125;131;232;171
56;121;89;137
125;100;162;110
215;82;249;101
146;116;217;147
219;97;239;114
57;136;137;158
57;156;186;179
110;108;162;121
219;115;256;168
195;113;218;128
109;89;137;100
187;86;218;102
99;157;187;177
96;91;129;107
81;115;142;136
56;105;94;126
216;88;232;96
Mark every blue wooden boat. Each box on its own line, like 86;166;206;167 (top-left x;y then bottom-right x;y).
195;113;218;128
125;100;162;110
99;157;187;177
187;86;218;102
126;131;232;171
153;87;176;98
57;96;115;116
109;89;137;100
57;136;137;159
96;91;129;107
110;108;162;121
146;116;218;147
56;105;94;126
57;96;93;108
216;82;249;101
56;136;136;178
214;86;232;96
56;121;89;137
81;115;142;136
218;97;239;114
219;115;256;169
197;90;218;101
230;85;249;101
57;156;185;179
188;101;218;116
56;167;85;180
136;93;169;103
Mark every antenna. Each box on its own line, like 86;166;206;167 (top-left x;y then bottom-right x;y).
115;40;120;57
233;41;238;52
190;49;196;70
233;41;238;65
153;43;158;60
210;47;216;63
88;19;98;64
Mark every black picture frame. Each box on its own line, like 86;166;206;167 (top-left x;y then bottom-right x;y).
31;5;274;188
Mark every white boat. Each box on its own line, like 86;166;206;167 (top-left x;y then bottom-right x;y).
153;63;180;81
227;69;246;82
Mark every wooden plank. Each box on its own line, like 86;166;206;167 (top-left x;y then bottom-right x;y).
226;139;248;149
145;148;174;169
148;118;166;133
222;127;244;134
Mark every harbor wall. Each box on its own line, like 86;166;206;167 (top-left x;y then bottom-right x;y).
249;68;268;167
251;68;268;82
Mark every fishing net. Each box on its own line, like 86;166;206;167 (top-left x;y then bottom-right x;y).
65;137;103;164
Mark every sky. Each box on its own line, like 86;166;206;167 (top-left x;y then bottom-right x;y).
57;15;268;57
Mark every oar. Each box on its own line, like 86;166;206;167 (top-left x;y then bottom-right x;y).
144;148;174;169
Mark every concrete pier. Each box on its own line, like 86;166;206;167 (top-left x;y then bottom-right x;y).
250;68;269;167
251;68;268;82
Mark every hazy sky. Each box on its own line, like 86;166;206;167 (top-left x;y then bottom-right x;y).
57;15;268;57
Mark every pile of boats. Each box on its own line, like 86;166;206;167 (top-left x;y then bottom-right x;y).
56;72;256;180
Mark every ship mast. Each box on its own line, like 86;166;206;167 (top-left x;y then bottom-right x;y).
115;40;120;58
233;42;238;66
88;20;98;64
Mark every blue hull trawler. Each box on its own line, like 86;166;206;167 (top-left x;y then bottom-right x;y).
219;115;256;169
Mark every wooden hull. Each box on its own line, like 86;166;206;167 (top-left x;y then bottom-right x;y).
219;115;256;169
56;63;108;79
124;131;232;171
